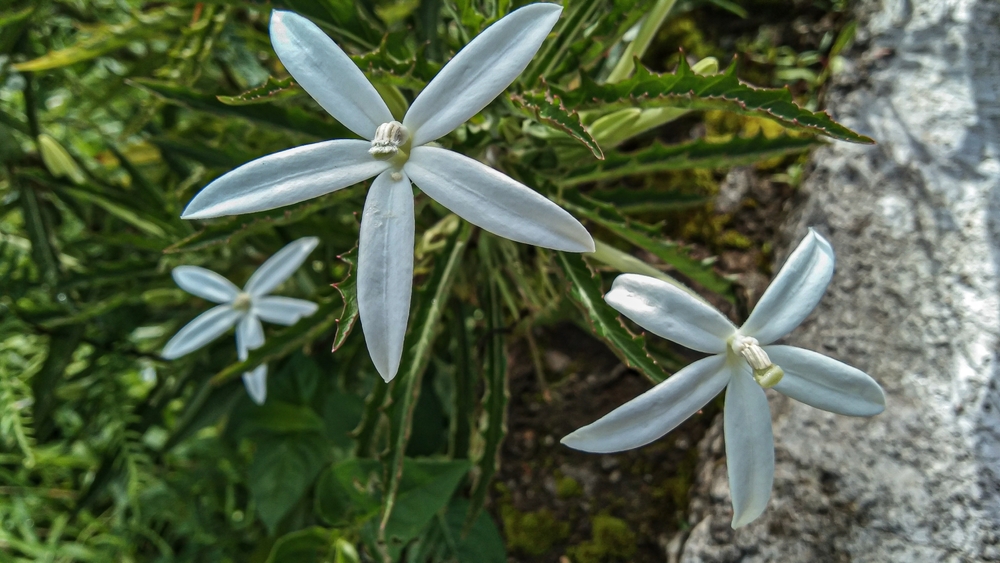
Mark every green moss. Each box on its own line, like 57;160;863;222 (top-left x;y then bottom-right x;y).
501;505;570;556
556;476;583;498
567;513;637;563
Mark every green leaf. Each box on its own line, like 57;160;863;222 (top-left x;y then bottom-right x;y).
445;499;506;563
209;297;342;385
12;10;181;72
59;187;168;238
331;247;359;352
563;192;734;298
164;191;357;254
265;527;335;563
557;133;818;187
131;78;353;140
511;90;604;159
526;58;874;144
233;401;326;438
558;252;671;384
216;76;302;106
315;458;382;527
249;432;330;534
589;189;710;214
379;223;472;549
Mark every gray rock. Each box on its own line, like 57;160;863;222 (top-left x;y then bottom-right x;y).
678;0;1000;561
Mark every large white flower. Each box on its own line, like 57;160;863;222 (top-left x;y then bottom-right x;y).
180;4;594;383
561;230;885;528
162;237;320;404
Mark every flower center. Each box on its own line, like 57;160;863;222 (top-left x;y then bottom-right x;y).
369;121;411;165
729;335;784;388
232;292;252;312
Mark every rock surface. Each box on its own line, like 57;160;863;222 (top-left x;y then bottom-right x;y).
677;0;1000;561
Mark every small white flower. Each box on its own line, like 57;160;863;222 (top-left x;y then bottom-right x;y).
561;230;885;528
180;4;595;383
161;237;320;404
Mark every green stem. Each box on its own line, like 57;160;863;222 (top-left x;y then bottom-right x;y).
605;0;677;84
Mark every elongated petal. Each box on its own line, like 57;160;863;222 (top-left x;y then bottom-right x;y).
181;140;387;219
406;146;594;252
403;4;562;146
742;229;834;344
766;345;885;416
244;237;319;297
254;296;319;325
358;170;414;382
561;355;730;453
269;10;392;139
236;315;265;361
172;266;239;303
604;274;736;354
162;305;241;359
243;364;268;405
724;368;775;528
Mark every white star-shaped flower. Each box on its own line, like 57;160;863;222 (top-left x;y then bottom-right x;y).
162;237;320;404
180;4;594;383
561;230;885;528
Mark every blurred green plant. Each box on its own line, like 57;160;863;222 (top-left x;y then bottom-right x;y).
0;0;865;561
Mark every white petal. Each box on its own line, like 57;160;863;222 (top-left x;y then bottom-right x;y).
604;274;736;354
742;229;835;344
402;4;562;146
171;266;239;303
724;368;775;528
405;146;594;252
242;364;269;405
254;296;319;325
162;305;241;359
269;10;392;140
244;237;320;297
561;355;730;453
358;170;414;382
236;315;265;361
181;140;387;220
766;345;885;416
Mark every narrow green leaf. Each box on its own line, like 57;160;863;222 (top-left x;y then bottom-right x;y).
526;58;874;144
232;401;326;438
558;252;672;383
331;247;359;352
557;133;818;187
31;325;84;441
217;76;302;106
209;297;341;385
59;187;167;238
511;89;604;159
466;257;508;528
131;78;353;139
379;222;473;548
563;192;734;299
14;176;59;286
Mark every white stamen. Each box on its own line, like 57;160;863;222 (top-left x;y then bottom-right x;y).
369;121;410;160
730;335;784;388
232;292;252;312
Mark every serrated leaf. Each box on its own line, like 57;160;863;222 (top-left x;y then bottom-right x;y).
216;76;302;106
557;133;818;186
511;90;604;159
558;252;670;384
563;191;734;299
131;78;353;139
331;247;359;352
164;190;356;254
527;58;874;144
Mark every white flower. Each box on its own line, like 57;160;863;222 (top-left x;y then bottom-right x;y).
179;4;595;383
162;237;320;404
561;230;885;528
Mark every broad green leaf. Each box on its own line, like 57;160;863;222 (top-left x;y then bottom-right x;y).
558;252;670;384
131;78;353;140
315;458;382;527
249;432;330;534
379;223;472;547
511;90;604;159
232;401;326;438
12;10;181;71
216;76;302;106
445;498;506;563
563;191;734;299
525;58;874;144
209;297;342;385
466;258;508;527
37;134;86;185
265;527;335;563
557;133;818;187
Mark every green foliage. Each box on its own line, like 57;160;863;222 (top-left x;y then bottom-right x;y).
0;0;864;560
